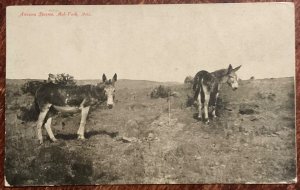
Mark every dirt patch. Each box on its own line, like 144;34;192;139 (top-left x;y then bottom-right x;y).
239;103;259;115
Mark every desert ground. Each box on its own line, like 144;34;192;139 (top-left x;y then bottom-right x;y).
5;77;296;185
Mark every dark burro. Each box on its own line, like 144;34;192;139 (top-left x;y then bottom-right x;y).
193;64;241;124
34;73;117;144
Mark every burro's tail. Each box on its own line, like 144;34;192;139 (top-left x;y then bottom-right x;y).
193;72;201;101
17;98;40;122
192;74;199;92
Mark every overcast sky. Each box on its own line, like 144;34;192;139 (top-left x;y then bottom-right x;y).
7;3;295;82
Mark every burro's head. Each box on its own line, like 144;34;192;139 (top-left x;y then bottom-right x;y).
225;64;241;90
102;73;117;109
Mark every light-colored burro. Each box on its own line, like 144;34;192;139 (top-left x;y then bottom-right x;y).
34;74;117;144
193;65;241;124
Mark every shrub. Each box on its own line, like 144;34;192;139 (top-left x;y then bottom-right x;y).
186;95;195;107
21;81;46;95
49;73;76;86
150;85;172;99
21;73;76;96
184;76;194;85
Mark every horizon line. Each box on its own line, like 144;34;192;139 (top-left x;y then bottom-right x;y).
6;76;295;82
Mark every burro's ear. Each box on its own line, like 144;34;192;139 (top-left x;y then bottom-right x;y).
227;64;233;73
102;74;107;82
112;73;117;82
233;65;242;72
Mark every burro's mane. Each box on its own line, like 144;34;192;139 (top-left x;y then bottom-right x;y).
211;69;228;82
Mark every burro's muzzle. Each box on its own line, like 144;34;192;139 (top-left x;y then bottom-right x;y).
104;86;115;109
107;95;114;109
227;75;239;91
102;73;117;109
226;64;241;91
231;82;238;91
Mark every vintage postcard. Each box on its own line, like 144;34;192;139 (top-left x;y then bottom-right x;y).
5;3;296;186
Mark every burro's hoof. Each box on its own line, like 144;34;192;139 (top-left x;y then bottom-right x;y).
203;118;210;124
39;140;43;145
77;135;86;140
51;137;58;142
197;112;202;120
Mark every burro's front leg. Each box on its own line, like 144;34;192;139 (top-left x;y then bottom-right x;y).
211;92;219;118
77;106;90;140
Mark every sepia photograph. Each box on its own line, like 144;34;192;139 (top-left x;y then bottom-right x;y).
5;3;296;186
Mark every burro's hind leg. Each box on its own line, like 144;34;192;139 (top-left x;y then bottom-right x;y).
197;88;202;120
202;86;210;124
77;106;90;140
44;117;57;142
36;104;51;144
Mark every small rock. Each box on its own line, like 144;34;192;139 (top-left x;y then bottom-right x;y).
249;116;258;121
239;103;259;115
158;122;164;127
203;135;210;139
120;136;139;143
148;132;154;137
170;91;180;97
239;108;255;115
239;126;243;132
148;133;154;140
